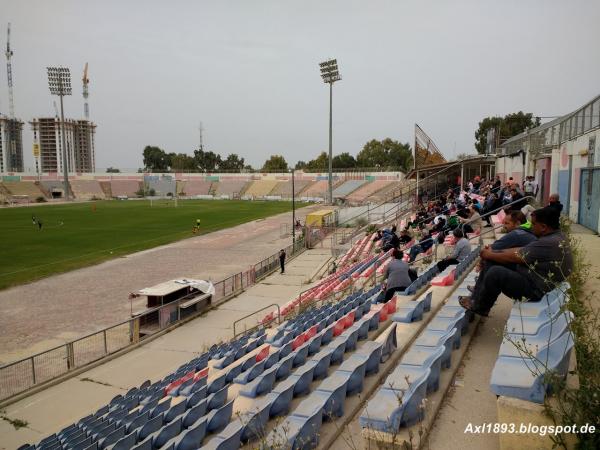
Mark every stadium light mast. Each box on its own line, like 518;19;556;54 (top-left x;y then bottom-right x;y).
47;67;72;200
319;58;341;205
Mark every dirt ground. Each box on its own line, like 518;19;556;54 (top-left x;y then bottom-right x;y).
0;205;321;364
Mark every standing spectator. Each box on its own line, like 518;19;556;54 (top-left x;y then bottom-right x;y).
436;228;471;272
523;176;535;197
383;249;413;301
279;249;286;274
547;193;563;214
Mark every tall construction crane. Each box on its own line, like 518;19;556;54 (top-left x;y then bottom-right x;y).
5;22;15;118
82;62;89;119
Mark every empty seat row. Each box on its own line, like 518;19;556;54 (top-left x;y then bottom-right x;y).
490;282;573;403
359;268;478;434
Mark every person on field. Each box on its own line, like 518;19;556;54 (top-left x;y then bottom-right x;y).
279;249;286;274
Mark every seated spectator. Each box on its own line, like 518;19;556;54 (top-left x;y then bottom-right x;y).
383;249;414;301
408;230;434;262
467;211;536;294
508;188;526;211
372;230;383;242
398;228;413;245
436;228;471;272
547;193;563;214
381;225;400;251
460;204;482;234
459;207;572;316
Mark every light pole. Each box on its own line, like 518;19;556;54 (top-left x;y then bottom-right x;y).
319;58;341;205
291;168;296;244
47;67;72;200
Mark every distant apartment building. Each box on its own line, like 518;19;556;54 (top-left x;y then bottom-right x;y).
30;118;96;173
0;117;24;172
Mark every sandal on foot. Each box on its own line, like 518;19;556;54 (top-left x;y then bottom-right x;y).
458;296;489;317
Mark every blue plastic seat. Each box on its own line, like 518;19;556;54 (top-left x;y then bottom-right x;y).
207;385;229;411
239;365;277;398
414;327;458;369
292;342;310;368
320;326;334;346
436;306;468;335
314;374;347;419
307;334;323;356
207;372;227;394
355;340;383;375
399;345;445;393
136;413;163;442
392;300;424;323
185;387;207;409
234;360;265;385
500;312;572;357
341;327;359;353
182;401;207;428
267;377;296;417
202;419;243;450
359;366;430;432
349;318;370;341
164;400;187;423
239;396;273;443
274;353;295;380
289;363;316;397
309;348;333;380
490;331;574;403
148;416;182;449
213;352;235;369
224;363;242;384
426;315;464;335
337;353;368;395
164;417;206;450
270;398;324;450
206;400;234;434
108;431;137;450
377;323;397;363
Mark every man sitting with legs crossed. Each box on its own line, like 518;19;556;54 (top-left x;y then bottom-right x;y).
459;207;572;316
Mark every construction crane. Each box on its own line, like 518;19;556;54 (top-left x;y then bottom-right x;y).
82;62;89;119
5;22;15;118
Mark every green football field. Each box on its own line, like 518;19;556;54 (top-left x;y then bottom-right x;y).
0;199;294;290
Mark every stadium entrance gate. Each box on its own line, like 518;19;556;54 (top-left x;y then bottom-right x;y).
579;167;600;233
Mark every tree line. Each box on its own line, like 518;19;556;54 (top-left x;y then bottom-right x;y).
140;138;414;173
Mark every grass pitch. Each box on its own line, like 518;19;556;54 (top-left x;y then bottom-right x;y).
0;199;294;290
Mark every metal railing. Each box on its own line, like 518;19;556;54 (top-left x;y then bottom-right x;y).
0;235;309;403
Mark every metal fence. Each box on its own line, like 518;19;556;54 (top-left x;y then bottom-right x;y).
0;236;308;403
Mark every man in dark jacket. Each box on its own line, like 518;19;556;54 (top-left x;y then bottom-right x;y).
547;193;564;214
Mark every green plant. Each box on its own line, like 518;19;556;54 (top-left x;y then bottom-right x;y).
148;188;156;196
356;217;368;227
35;196;47;203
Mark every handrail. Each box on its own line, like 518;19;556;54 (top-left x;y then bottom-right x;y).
233;303;281;338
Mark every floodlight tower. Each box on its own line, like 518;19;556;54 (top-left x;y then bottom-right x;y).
47;67;72;200
5;23;15;118
319;58;341;205
82;62;90;119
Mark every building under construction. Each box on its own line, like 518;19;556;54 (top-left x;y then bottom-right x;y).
0;117;24;172
30;117;96;173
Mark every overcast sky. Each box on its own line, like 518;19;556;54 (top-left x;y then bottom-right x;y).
1;0;599;171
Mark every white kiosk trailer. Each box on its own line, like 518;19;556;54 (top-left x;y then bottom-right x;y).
133;279;214;336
